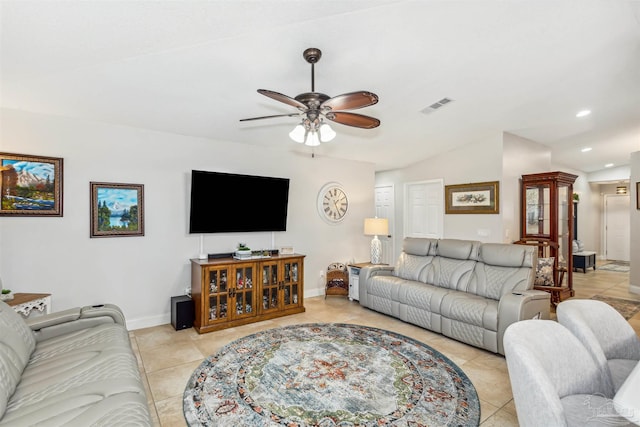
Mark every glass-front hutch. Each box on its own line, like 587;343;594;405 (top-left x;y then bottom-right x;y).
191;254;305;333
520;171;578;301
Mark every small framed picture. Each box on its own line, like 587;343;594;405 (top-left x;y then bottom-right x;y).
280;246;295;255
445;181;500;214
90;182;144;238
637;182;640;210
0;152;63;216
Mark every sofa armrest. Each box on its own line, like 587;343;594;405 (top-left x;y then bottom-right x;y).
358;265;395;306
27;304;127;341
497;290;550;354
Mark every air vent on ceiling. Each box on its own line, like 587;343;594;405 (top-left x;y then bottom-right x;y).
421;97;454;114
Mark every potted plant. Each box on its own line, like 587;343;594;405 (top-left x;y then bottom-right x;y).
236;243;252;258
573;193;580;203
1;288;13;301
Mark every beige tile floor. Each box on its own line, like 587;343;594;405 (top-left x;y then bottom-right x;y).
131;263;640;426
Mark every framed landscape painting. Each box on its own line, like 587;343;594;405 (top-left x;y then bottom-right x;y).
0;152;63;216
445;181;499;214
90;182;144;237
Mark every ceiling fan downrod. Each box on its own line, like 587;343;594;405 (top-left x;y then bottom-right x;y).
303;48;322;93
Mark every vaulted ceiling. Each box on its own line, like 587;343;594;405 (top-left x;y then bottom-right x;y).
1;1;639;172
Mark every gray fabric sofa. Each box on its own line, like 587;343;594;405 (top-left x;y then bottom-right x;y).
0;301;152;426
359;238;550;354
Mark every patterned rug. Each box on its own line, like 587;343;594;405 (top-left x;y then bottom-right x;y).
598;262;630;272
183;323;480;426
591;295;640;320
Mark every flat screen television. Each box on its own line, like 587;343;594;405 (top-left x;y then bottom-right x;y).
189;170;290;233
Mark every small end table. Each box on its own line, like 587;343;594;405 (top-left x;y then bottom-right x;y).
7;293;52;317
348;262;384;301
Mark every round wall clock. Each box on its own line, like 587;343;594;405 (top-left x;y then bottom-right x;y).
317;182;349;223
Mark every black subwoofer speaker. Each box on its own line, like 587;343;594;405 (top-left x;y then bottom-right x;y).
171;295;194;330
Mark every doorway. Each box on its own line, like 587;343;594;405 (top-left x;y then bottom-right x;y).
604;194;630;261
374;185;395;265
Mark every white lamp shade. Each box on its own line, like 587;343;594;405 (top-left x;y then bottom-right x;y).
319;123;336;142
364;217;389;236
289;124;306;143
305;131;321;147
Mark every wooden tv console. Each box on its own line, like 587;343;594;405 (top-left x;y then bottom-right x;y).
190;254;305;333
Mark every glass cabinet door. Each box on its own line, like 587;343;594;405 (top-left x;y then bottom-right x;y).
524;183;551;237
207;267;229;324
558;183;570;266
282;260;301;309
260;262;280;313
233;264;255;319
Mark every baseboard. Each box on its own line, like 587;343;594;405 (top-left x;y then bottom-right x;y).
127;312;170;331
125;289;334;331
629;284;640;295
305;288;325;298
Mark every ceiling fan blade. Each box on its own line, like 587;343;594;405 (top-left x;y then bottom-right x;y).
321;91;379;111
239;113;300;122
326;112;380;129
258;89;307;110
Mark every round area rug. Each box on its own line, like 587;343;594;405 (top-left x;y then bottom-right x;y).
183;323;480;426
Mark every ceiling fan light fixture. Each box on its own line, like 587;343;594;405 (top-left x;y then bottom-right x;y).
305;131;321;147
319;123;336;142
289;124;306;143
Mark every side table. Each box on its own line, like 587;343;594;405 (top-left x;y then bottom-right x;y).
347;262;382;301
7;293;52;317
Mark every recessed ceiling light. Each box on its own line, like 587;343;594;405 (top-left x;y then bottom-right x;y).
576;110;591;118
605;163;614;168
581;147;592;152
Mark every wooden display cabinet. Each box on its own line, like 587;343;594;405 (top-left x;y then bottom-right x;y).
191;254;305;333
519;171;577;304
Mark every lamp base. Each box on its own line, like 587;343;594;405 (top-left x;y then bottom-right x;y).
370;235;382;264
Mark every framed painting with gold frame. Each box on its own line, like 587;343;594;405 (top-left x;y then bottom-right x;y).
90;182;144;238
445;181;499;214
0;152;63;216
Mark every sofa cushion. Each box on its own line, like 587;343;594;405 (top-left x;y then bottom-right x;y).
402;238;437;256
479;243;535;268
0;301;37;418
436;239;480;261
428;257;477;291
561;394;635;427
394;253;434;282
441;291;499;331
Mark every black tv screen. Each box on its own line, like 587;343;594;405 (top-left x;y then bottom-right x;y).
189;170;290;233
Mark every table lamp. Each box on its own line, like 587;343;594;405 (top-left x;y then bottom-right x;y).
364;217;389;264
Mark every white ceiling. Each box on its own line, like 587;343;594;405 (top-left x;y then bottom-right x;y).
1;0;639;173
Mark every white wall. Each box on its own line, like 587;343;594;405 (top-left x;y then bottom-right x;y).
630;152;640;294
0;108;375;329
376;131;505;256
502;133;551;243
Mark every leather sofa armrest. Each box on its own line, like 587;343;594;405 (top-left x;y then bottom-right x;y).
27;304;127;341
358;265;394;306
497;290;550;354
26;308;82;330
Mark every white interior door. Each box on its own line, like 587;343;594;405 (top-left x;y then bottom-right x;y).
375;185;395;265
604;194;630;261
404;179;444;239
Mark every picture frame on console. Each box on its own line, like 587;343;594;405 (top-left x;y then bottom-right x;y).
90;182;145;238
0;152;63;217
445;181;499;214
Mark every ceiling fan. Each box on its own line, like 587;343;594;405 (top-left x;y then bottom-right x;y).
240;47;380;146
